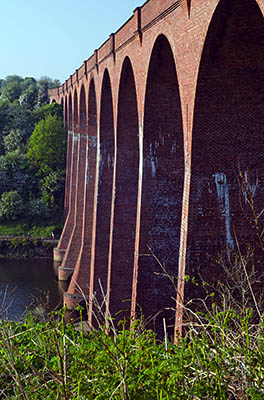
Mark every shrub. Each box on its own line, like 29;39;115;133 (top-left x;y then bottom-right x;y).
0;191;24;221
27;198;50;219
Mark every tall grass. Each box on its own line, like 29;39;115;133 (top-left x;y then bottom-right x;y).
0;269;263;399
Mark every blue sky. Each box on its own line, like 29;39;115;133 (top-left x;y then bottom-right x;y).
1;0;143;84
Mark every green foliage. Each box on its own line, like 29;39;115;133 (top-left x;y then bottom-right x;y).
3;103;35;141
19;84;38;110
0;74;64;229
0;150;36;197
27;114;66;176
0;236;56;258
0;307;262;399
0;191;24;221
33;102;63;124
20;77;36;91
3;128;24;152
40;170;65;209
0;75;23;103
28;198;50;219
0;222;61;238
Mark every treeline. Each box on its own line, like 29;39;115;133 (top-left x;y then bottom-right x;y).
0;75;66;237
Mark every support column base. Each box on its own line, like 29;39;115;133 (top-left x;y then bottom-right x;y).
53;248;66;263
58;266;74;281
64;292;84;310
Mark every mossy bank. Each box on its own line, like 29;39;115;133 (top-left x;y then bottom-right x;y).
0;236;57;259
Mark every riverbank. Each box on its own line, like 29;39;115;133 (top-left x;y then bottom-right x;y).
0;236;58;259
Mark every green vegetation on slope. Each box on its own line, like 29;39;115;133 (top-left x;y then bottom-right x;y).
0;75;65;237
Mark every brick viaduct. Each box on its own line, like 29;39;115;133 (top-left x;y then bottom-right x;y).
49;0;264;338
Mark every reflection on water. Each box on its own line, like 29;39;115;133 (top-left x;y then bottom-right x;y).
0;259;61;321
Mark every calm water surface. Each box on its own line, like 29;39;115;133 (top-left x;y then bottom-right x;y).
0;259;61;320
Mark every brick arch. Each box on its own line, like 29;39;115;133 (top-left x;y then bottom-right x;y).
109;56;139;320
59;87;89;282
54;89;76;266
255;0;264;16
188;0;264;289
93;69;115;321
63;94;69;217
79;84;87;133
65;77;98;313
137;34;184;333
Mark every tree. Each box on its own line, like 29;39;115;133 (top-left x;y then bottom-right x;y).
33;102;63;124
0;75;23;103
0;150;36;197
36;77;60;108
20;77;36;92
38;76;61;89
27;114;66;176
0;191;24;221
36;80;49;107
3;129;24;152
19;84;38;110
40;170;65;209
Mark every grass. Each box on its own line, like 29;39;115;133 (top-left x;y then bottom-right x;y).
0;306;263;399
0;222;62;238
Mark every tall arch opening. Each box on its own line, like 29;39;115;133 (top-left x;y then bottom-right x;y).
70;78;97;295
73;90;78;132
188;0;264;289
93;70;114;316
138;35;184;332
80;85;87;133
64;95;69;218
68;93;72;131
64;95;68;127
110;58;139;319
62;84;88;272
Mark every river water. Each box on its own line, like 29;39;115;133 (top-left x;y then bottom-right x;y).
0;259;61;321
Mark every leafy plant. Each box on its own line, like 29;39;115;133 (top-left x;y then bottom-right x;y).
0;191;24;221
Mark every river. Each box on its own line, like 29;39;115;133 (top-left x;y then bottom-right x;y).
0;259;61;321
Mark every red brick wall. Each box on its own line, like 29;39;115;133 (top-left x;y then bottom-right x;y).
49;0;264;337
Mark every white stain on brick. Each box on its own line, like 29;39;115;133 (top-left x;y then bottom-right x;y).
214;172;234;249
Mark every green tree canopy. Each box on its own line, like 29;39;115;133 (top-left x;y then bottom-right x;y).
0;150;36;197
19;84;38;110
0;191;24;221
33;102;63;124
27;114;66;176
0;75;23;103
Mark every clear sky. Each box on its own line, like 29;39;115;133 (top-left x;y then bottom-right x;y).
1;0;144;84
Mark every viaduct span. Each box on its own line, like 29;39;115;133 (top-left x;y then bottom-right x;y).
49;0;264;338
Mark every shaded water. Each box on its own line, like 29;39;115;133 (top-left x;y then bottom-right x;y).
0;259;61;321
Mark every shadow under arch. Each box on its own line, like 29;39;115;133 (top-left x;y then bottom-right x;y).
188;0;264;291
67;77;98;305
93;69;114;320
137;34;184;334
68;92;72;131
63;95;69;218
61;84;88;275
79;85;87;133
64;95;68;127
109;57;139;320
73;89;78;133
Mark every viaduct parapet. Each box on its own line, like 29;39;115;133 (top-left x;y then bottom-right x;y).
49;0;264;339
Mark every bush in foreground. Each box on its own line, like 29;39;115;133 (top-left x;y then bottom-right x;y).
0;305;263;400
